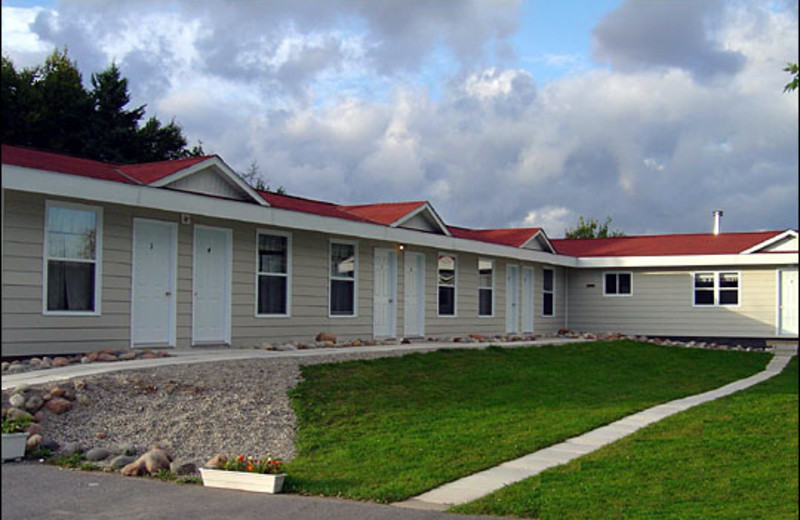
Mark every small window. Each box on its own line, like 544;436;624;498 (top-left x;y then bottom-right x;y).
604;272;632;296
542;268;554;317
478;258;493;317
438;254;457;316
44;202;102;314
693;272;739;306
330;242;357;316
257;232;290;316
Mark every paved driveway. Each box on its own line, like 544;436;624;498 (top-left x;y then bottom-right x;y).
1;463;509;520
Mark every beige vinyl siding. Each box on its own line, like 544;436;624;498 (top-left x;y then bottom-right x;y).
2;191;131;355
567;267;778;338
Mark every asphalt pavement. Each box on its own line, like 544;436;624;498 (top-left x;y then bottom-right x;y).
1;462;508;520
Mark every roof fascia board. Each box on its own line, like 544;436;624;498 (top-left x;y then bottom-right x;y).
2;164;574;266
520;230;555;253
391;202;452;236
740;230;799;254
149;157;268;206
575;253;798;268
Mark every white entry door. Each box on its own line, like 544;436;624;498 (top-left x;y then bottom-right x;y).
506;264;520;334
404;251;425;338
779;268;798;336
373;249;397;338
521;266;534;333
131;219;176;347
193;226;231;345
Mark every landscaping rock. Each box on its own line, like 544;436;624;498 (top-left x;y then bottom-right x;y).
120;447;172;476
108;455;137;470
61;442;83;455
45;398;73;415
117;443;137;456
9;393;25;408
204;454;227;469
26;434;43;450
51;357;70;367
170;460;197;476
315;332;336;343
6;408;32;421
118;352;136;361
24;395;43;413
85;447;112;462
41;439;60;452
97;353;118;362
50;387;65;398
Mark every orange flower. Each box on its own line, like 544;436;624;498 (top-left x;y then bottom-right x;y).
237;455;244;462
247;464;254;471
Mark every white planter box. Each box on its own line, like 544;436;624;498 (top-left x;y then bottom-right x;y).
199;468;286;494
2;433;28;462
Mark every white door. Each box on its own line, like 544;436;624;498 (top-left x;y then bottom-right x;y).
521;266;534;333
506;264;520;334
779;268;798;336
404;252;425;338
131;219;176;347
193;226;231;345
373;249;397;338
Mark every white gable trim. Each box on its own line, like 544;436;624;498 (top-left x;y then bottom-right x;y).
740;230;799;254
391;202;451;236
520;230;556;253
150;157;269;207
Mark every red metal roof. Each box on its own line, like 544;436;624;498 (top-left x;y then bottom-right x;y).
257;190;374;223
338;201;427;225
1;144;212;185
550;232;786;257
118;156;212;184
449;226;545;248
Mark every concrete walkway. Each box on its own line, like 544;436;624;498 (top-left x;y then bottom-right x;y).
1;337;582;390
396;345;797;512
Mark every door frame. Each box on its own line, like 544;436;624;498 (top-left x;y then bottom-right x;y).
777;267;799;337
192;225;232;346
403;251;426;338
506;264;520;334
521;266;534;333
130;218;178;348
373;248;397;338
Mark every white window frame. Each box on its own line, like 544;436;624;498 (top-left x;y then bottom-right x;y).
329;239;358;318
542;267;555;317
42;200;103;316
437;252;458;317
692;271;741;308
603;272;633;297
478;258;494;317
255;229;292;318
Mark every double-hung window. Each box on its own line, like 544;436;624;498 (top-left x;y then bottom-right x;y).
693;272;739;306
438;254;457;316
330;241;357;316
604;272;632;296
256;231;290;316
478;259;494;317
542;268;555;317
44;201;102;314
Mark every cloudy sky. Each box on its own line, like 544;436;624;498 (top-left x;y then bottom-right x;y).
2;0;798;237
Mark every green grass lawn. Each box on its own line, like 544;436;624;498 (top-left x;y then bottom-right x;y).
453;357;798;520
284;341;769;503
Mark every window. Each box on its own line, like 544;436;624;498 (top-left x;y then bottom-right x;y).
604;272;632;296
478;258;494;316
330;241;357;316
44;201;102;314
256;232;290;316
542;268;554;317
694;272;740;306
438;254;457;316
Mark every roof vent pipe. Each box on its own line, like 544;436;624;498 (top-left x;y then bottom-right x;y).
713;210;723;235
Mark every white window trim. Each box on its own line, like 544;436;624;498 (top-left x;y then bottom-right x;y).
437;251;458;318
478;258;494;317
255;229;292;318
542;267;555;318
691;271;742;308
603;271;633;297
42;200;103;316
329;239;359;318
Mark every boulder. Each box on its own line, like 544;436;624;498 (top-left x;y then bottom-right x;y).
45;398;73;415
97;353;118;362
61;442;83;456
51;357;70;368
24;395;44;413
26;434;42;450
9;393;25;408
121;448;172;476
85;447;112;462
109;455;137;470
204;454;227;469
315;332;336;343
118;352;136;361
170;460;197;476
50;387;65;398
117;443;137;456
7;408;32;422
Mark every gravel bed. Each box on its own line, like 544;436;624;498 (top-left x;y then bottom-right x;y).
13;348;438;467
